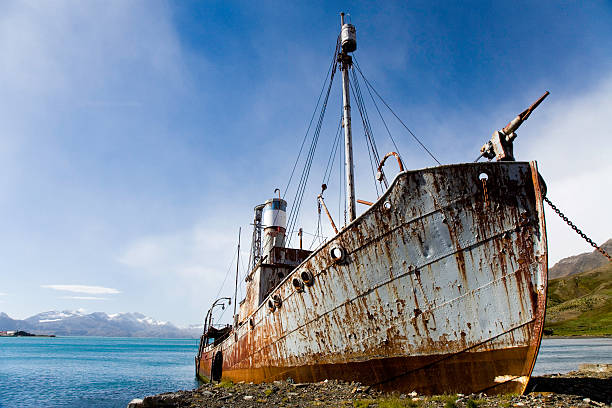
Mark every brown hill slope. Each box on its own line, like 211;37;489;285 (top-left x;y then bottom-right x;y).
548;238;611;279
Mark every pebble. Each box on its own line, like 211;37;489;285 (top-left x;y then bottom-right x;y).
133;370;611;408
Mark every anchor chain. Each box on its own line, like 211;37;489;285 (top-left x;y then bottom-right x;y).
543;196;611;261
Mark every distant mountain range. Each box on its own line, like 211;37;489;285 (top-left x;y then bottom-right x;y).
549;239;612;279
0;310;202;338
545;238;612;336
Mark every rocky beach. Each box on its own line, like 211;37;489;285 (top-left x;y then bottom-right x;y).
130;364;611;408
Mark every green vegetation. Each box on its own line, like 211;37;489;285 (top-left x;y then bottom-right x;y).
544;262;612;336
431;395;457;404
466;399;479;408
353;398;422;408
430;394;458;407
214;379;234;389
196;373;210;384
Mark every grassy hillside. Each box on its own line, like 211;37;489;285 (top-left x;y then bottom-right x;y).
544;262;612;336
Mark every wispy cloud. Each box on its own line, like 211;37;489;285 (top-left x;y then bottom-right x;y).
41;285;120;295
117;222;235;279
0;292;7;296
60;296;108;301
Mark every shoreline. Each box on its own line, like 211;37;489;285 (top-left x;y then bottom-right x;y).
131;366;612;407
543;335;612;339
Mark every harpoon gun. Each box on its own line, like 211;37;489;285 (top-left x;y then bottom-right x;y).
478;91;549;162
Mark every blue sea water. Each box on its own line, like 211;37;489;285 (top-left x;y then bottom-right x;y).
0;336;610;407
532;337;612;375
0;337;199;408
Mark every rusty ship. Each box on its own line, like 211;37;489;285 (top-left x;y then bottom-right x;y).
196;14;549;395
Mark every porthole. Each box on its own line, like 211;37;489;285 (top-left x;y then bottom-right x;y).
300;270;314;286
267;300;276;313
383;201;392;211
292;277;305;292
330;245;346;263
272;294;282;308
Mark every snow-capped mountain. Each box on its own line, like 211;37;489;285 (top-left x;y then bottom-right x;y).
0;311;201;338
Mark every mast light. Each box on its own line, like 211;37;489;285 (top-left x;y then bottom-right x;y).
341;23;356;53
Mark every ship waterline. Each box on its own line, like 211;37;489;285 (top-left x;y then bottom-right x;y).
196;161;547;394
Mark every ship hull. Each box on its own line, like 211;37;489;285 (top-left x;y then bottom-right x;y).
196;161;548;394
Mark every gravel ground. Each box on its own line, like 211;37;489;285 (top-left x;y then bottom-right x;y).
131;369;611;408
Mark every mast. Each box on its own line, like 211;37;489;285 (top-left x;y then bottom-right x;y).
233;227;241;328
339;12;357;222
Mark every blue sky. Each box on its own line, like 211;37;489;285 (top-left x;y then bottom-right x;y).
1;1;610;326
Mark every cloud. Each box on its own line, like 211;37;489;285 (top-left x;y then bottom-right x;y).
116;220;247;323
41;285;120;295
117;222;236;279
60;296;108;301
0;292;6;296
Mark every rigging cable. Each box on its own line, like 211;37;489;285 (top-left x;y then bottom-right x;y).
322;113;343;186
310;200;323;250
358;64;403;162
314;109;343;246
353;59;442;166
286;66;336;243
350;67;385;194
282;40;340;199
212;251;237;303
351;67;382;165
285;41;339;245
209;250;238;325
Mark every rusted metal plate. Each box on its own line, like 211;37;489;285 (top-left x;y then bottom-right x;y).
197;161;547;395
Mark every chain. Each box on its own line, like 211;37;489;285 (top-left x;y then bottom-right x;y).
543;196;611;261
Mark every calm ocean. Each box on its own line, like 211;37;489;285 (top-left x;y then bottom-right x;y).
1;336;610;408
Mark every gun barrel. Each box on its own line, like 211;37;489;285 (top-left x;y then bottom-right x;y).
502;91;549;135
